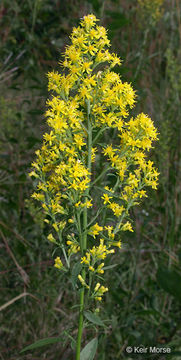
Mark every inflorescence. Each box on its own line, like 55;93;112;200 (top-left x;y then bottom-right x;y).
30;14;159;303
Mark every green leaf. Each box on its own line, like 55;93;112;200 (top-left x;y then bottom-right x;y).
63;330;76;350
84;311;105;327
157;267;181;301
71;261;82;289
103;264;118;270
20;337;62;353
80;338;98;360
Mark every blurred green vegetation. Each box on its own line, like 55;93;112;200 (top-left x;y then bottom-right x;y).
0;0;181;359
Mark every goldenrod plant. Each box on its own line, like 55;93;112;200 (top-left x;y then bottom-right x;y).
29;14;159;359
138;0;164;23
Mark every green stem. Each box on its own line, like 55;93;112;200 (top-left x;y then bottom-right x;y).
61;245;70;268
92;126;109;145
74;208;82;250
91;165;109;187
76;100;92;359
76;268;86;360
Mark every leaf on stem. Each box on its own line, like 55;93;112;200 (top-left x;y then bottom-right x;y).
84;311;105;327
102;264;118;270
80;337;98;360
71;261;82;289
20;337;62;353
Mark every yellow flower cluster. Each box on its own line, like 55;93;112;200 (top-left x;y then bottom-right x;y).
138;0;164;23
121;221;133;232
102;112;159;212
30;14;159;304
81;238;115;278
94;283;108;302
54;256;63;270
88;223;103;238
47;233;56;243
67;234;80;255
78;274;89;289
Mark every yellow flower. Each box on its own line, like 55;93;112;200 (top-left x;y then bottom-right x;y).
104;186;113;193
111;241;121;248
81;252;90;265
97;263;104;274
127;173;139;188
90;239;115;260
52;223;59;232
81;14;99;30
78;274;90;289
78;179;90;192
84;199;93;208
105;226;115;240
88;223;103;238
82;61;93;73
79;85;93;100
31;192;44;201
68;218;74;223
67;240;80;255
108;202;125;217
91;147;97;162
74;134;86;150
95;285;108;301
94;283;101;292
103;145;115;157
54;257;63;270
138;190;147;198
89;266;95;272
101;193;113;204
121;221;134;232
47;233;56;243
29;171;39;178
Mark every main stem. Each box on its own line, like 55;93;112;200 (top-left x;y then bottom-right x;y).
76;100;92;360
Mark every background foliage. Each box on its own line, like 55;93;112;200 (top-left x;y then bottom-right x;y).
0;0;181;359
